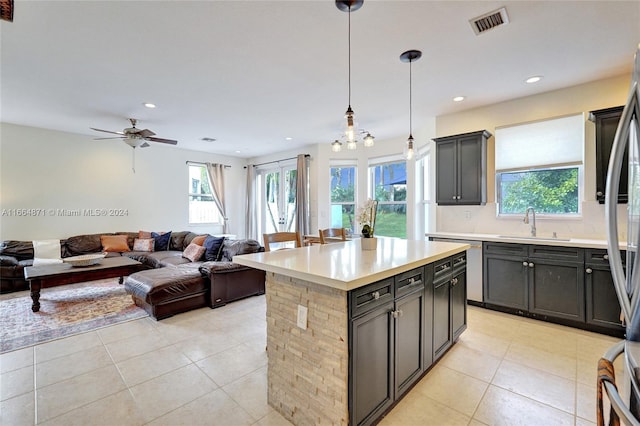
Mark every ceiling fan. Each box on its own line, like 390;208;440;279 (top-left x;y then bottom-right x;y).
90;118;178;149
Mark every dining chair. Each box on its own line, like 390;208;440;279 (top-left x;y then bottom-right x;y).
318;228;347;244
263;232;302;252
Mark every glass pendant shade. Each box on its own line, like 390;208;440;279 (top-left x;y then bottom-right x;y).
331;139;343;152
405;135;415;160
363;132;374;147
346;139;357;150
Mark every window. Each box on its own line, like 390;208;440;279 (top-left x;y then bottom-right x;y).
495;114;584;216
330;165;356;234
369;161;407;238
188;164;221;224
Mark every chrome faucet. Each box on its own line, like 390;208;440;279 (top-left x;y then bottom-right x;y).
523;207;536;237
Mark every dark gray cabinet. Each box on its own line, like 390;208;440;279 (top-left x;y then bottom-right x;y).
590;106;626;204
433;252;468;361
349;266;430;426
483;242;529;311
434;130;491;205
585;249;624;333
484;242;623;335
348;258;462;426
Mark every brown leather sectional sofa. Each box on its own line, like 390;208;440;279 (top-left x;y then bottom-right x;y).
0;231;266;319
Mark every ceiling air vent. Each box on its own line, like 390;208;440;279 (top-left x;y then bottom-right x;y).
469;7;509;35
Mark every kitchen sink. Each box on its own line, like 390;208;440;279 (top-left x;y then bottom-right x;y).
497;235;571;242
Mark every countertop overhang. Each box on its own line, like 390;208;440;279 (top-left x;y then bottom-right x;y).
233;238;469;291
426;232;625;250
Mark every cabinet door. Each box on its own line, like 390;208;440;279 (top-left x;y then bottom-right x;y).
350;302;394;426
435;139;457;205
451;267;467;341
586;263;624;331
528;259;585;322
593;106;626;203
433;278;451;361
423;264;434;370
457;135;484;204
394;290;424;398
483;254;528;310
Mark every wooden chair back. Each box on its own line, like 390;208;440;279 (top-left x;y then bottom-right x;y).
263;232;302;252
318;228;347;244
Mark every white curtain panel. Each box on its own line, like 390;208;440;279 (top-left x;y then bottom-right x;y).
206;163;228;233
245;164;258;240
295;154;310;237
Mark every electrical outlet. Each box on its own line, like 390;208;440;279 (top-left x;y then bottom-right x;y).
297;305;308;330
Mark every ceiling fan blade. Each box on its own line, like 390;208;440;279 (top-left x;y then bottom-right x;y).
138;129;156;138
145;136;178;145
140;142;151;148
90;127;124;135
93;137;124;140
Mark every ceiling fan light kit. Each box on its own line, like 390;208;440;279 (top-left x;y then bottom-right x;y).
332;0;375;153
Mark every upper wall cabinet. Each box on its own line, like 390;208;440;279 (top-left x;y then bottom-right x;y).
433;130;491;205
590;106;626;204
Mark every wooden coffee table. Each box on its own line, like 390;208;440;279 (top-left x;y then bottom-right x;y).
24;256;144;312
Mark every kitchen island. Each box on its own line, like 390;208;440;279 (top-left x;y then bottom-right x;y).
234;238;469;425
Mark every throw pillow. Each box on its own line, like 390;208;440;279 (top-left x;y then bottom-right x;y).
138;230;152;239
203;236;225;262
152;231;172;251
133;238;154;252
191;234;208;246
101;235;130;252
183;243;206;262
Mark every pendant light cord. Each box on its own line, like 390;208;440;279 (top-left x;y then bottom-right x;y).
348;6;352;108
409;58;413;137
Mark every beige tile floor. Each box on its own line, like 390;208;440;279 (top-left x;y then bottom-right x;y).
0;296;624;426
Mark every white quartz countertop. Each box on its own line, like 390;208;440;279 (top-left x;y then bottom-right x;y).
426;232;625;250
233;238;469;291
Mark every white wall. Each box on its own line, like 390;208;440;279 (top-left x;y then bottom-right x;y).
0;123;247;241
434;75;631;239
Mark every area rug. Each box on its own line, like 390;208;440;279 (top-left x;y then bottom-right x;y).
0;279;148;353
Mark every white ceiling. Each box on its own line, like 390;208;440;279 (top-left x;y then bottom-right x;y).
1;1;639;158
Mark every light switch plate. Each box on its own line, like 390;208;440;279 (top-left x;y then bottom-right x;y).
297;305;308;330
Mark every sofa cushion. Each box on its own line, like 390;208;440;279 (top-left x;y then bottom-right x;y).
0;240;34;261
101;235;130;252
124;266;207;305
220;239;263;261
191;235;207;246
203;236;225;262
133;238;155;252
138;230;153;239
152;231;172;251
65;234;104;256
169;231;191;251
183;243;206;262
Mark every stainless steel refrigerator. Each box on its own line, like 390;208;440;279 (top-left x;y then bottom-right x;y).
604;43;640;424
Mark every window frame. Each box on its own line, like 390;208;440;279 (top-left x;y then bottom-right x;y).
188;164;222;225
329;161;358;234
368;157;408;238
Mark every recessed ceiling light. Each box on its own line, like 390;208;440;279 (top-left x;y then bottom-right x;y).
201;137;216;142
453;96;465;102
235;150;241;153
143;102;156;108
525;76;542;84
285;137;293;141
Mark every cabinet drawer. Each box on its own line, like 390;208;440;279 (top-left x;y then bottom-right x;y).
483;242;527;256
395;266;425;298
350;278;394;318
530;245;583;262
433;258;453;285
586;249;625;266
452;253;466;274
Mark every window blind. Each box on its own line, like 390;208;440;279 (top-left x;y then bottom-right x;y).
495;113;584;171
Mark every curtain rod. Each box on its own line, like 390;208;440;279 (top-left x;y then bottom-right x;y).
244;154;310;169
186;161;231;168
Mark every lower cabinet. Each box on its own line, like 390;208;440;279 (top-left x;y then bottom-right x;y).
434;253;468;361
483;242;623;334
349;258;461;426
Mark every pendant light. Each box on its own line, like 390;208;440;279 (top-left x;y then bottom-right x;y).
400;49;422;160
332;0;374;152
